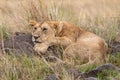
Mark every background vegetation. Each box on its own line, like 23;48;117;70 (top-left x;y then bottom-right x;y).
0;0;120;80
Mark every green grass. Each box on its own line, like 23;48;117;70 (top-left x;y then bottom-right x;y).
0;54;52;80
0;53;120;80
97;69;120;80
0;25;10;40
0;0;120;80
107;52;120;67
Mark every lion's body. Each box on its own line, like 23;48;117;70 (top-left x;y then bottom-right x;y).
29;21;108;65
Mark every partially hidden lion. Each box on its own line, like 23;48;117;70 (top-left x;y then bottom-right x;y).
29;20;108;65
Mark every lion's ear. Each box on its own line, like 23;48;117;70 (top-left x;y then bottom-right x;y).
29;20;37;26
54;21;63;34
57;22;63;33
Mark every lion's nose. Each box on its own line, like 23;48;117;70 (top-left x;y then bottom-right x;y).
34;36;39;40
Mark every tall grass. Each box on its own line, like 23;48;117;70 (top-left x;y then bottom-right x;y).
0;0;120;79
0;54;51;80
0;0;120;41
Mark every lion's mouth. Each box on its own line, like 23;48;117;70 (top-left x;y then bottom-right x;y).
34;41;42;43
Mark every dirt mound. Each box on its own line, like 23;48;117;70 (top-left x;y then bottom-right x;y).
0;32;35;56
115;32;120;42
110;31;120;54
0;32;61;57
110;42;120;54
46;63;120;80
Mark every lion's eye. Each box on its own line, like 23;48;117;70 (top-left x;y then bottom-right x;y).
42;28;47;31
34;27;37;30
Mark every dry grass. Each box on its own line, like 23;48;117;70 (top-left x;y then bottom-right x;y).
0;0;120;31
0;0;120;79
0;0;120;41
0;54;51;80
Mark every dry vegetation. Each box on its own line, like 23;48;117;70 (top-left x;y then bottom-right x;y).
0;0;120;80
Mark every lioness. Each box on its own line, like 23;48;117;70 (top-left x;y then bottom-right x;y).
29;20;108;65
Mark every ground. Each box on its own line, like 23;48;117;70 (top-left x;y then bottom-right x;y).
0;32;120;80
0;0;120;80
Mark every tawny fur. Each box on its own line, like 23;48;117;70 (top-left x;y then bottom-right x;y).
29;20;108;65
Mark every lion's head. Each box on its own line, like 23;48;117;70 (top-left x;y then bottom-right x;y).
29;20;63;53
29;20;63;44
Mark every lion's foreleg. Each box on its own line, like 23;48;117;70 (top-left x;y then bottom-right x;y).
50;36;73;47
34;43;49;54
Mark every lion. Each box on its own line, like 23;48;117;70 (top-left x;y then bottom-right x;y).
29;20;108;65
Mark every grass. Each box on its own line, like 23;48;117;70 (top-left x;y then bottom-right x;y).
0;54;51;80
0;53;119;80
0;0;120;80
0;24;10;40
97;69;120;80
107;52;120;67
